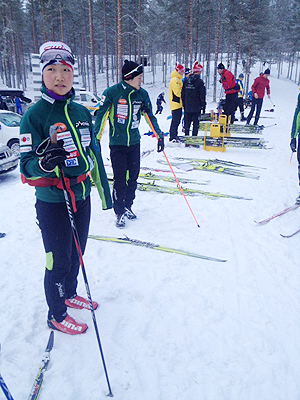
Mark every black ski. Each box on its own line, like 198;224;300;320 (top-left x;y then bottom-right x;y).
28;331;54;400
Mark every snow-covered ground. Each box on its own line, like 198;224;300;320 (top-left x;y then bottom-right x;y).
1;63;300;400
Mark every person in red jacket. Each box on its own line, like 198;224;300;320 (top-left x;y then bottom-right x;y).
246;69;271;125
217;63;239;124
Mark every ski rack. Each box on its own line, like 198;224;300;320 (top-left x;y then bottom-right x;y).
203;115;230;152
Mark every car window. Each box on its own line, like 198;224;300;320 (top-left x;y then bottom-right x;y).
0;112;22;127
86;94;94;101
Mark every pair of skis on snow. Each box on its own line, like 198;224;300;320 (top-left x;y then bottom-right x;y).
0;332;54;400
255;203;300;237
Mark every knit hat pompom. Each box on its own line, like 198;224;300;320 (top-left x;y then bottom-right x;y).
175;62;184;75
192;61;203;73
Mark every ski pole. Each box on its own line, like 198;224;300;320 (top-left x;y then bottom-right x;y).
0;345;14;400
144;112;200;227
50;132;113;397
264;123;277;129
0;375;14;400
269;97;275;107
290;151;294;163
28;331;54;400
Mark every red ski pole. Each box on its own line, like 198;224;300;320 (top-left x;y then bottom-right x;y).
144;112;200;227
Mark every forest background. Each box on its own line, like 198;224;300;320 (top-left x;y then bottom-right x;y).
1;0;300;102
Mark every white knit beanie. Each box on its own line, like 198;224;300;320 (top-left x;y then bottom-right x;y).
39;41;74;74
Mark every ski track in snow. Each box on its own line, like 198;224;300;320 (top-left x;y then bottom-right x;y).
1;65;300;399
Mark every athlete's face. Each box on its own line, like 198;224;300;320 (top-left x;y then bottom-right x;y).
43;63;73;96
127;74;143;90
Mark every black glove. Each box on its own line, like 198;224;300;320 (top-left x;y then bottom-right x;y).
290;138;297;152
157;136;164;153
141;103;150;114
40;140;69;172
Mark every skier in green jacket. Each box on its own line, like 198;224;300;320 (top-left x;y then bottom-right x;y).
290;90;300;204
20;41;112;335
95;60;164;228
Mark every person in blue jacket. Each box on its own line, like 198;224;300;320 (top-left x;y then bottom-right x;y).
14;96;23;115
235;74;246;121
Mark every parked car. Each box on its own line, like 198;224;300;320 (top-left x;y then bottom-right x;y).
0;89;32;114
0;143;19;175
78;89;101;116
0;110;22;156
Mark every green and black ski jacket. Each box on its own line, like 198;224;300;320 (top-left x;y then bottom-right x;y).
20;86;112;210
291;93;300;139
94;80;162;145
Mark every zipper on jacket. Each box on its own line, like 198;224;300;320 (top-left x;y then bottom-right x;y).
127;90;134;146
64;101;89;172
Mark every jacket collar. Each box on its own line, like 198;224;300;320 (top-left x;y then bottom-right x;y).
40;84;75;103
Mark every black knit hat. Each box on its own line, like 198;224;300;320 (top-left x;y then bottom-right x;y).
264;68;270;75
122;60;143;80
217;63;225;70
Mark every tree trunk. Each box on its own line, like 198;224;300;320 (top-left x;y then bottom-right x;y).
88;0;97;94
40;0;47;42
117;0;122;81
29;0;38;53
189;0;193;66
59;1;64;41
138;0;141;63
213;0;221;102
103;0;109;87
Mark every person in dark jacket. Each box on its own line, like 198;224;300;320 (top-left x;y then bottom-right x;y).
20;41;112;335
246;69;271;125
290;90;300;204
217;63;239;124
155;92;166;114
95;60;164;228
181;61;206;136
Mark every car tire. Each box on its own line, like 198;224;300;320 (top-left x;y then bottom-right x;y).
8;138;20;157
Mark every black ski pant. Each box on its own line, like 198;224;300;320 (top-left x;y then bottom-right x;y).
235;97;245;114
246;98;263;125
184;112;200;136
155;104;163;114
110;143;140;215
169;108;182;140
36;196;91;322
224;93;237;123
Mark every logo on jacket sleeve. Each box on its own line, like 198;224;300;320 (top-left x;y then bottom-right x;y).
20;133;32;146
